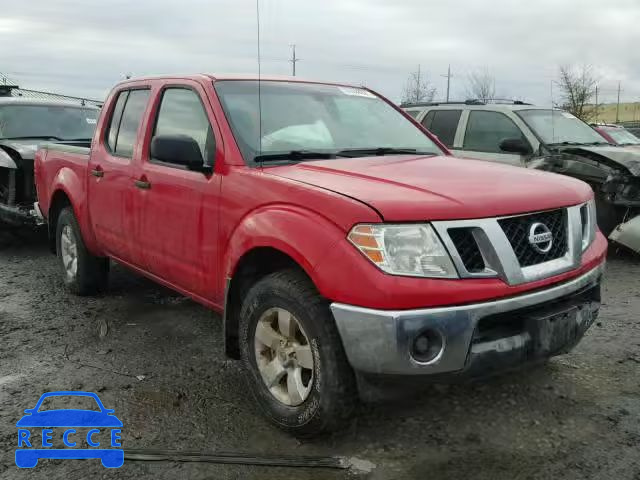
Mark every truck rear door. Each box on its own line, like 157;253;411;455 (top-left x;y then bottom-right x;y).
88;88;151;265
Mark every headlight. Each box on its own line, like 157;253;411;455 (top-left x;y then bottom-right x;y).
348;224;458;278
580;199;597;251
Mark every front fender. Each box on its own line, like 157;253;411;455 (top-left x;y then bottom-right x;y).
224;205;347;296
0;147;18;169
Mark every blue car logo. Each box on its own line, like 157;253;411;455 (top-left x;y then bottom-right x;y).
16;391;123;468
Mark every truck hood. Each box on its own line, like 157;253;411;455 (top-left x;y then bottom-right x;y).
560;145;640;176
268;155;592;221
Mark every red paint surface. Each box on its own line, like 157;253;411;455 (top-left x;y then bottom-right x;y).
35;75;607;314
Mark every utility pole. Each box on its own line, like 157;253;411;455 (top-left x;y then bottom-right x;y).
615;81;621;123
441;65;453;102
289;44;300;77
594;85;599;123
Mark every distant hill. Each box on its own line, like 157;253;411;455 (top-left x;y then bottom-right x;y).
585;102;640;123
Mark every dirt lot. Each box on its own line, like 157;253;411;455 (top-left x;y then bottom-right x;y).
1;229;639;480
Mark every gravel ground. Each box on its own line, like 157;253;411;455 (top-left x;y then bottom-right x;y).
1;229;639;480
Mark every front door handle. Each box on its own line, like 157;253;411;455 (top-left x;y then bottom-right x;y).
134;179;151;190
90;168;104;178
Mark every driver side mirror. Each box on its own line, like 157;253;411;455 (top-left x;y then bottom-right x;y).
499;138;532;155
150;134;210;173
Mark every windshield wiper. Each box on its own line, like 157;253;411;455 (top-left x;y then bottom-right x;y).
0;135;64;141
547;141;586;146
583;141;612;146
254;150;338;163
336;147;436;157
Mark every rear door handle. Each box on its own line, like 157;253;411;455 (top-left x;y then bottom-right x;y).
90;168;104;178
134;179;151;190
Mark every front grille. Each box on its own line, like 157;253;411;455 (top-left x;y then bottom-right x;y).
498;209;568;267
448;227;485;273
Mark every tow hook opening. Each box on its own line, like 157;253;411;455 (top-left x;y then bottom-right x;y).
410;329;444;364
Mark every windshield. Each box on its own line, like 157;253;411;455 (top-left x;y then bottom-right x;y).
517;109;606;146
214;80;443;163
0;104;98;141
37;395;101;412
603;127;640;145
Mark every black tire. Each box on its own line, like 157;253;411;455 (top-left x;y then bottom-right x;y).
56;207;109;295
239;269;357;438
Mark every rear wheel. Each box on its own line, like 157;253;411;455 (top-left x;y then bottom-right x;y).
239;269;357;438
56;207;109;295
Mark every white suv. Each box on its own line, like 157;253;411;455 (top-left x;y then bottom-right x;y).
402;101;640;237
403;101;553;167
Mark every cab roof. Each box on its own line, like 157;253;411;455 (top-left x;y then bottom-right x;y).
116;73;361;89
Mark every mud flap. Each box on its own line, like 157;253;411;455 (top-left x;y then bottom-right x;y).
609;215;640;254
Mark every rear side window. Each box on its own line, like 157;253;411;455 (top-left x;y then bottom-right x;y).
109;89;150;158
153;88;215;165
426;110;461;147
464;111;526;153
405;110;420;119
106;92;128;151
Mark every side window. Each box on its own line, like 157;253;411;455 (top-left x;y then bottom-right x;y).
114;89;151;158
152;88;214;165
427;110;461;147
105;91;128;151
405;110;420;119
421;110;435;130
463;111;527;153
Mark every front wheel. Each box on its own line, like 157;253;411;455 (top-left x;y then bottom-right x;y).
56;207;109;295
239;270;357;438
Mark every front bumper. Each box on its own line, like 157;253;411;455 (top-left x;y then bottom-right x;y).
330;262;604;376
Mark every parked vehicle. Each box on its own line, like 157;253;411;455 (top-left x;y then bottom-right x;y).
403;101;640;239
592;123;640;149
0;98;98;227
35;75;607;436
626;127;640;138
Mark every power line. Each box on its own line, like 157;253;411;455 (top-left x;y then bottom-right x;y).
616;81;622;123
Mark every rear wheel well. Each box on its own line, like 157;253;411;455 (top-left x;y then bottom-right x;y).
48;191;71;254
224;248;311;359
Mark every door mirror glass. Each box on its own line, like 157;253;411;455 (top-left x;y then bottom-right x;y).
150;134;207;171
499;137;532;155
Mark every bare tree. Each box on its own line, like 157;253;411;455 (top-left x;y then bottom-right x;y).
466;68;496;103
401;66;436;105
557;65;598;121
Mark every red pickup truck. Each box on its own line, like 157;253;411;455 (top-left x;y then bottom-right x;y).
34;74;607;437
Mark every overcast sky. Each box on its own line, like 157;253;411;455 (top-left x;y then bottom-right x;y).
1;0;639;106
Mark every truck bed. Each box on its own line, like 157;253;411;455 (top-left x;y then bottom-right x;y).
34;144;92;225
39;142;91;156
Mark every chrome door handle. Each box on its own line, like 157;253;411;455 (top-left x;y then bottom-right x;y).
90;169;104;178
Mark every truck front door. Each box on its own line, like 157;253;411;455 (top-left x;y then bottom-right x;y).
135;84;220;298
88;88;150;265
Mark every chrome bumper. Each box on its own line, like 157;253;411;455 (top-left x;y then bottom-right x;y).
330;263;604;376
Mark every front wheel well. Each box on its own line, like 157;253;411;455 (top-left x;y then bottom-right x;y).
48;190;72;254
224;247;312;359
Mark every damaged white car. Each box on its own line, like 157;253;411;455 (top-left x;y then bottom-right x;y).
402;102;640;253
